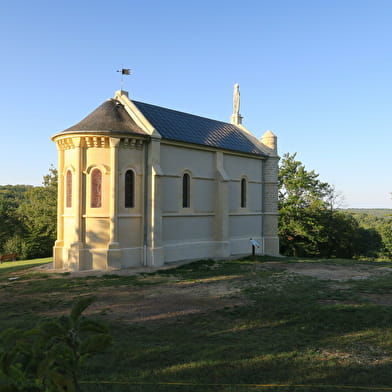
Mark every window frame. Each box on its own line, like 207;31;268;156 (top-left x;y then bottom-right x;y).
124;169;135;208
240;177;247;208
182;172;191;209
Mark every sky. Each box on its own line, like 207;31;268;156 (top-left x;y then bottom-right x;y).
0;0;391;208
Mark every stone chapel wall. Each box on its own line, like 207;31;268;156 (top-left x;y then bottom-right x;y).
159;144;266;262
160;144;217;262
224;154;264;255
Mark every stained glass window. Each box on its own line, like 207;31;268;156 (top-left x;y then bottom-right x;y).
91;169;102;208
66;170;72;208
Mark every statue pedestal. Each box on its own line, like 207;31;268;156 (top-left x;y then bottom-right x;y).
230;113;243;125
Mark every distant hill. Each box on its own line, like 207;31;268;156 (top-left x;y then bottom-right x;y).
341;208;392;217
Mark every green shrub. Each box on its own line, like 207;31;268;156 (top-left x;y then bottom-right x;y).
0;296;111;392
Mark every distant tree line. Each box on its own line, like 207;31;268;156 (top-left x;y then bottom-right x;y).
0;156;391;260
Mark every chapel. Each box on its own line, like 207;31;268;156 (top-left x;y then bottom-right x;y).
51;86;279;271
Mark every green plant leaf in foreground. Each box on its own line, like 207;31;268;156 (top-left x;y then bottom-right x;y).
0;296;111;392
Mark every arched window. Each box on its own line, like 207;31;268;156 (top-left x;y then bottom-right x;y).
91;169;102;208
182;173;190;208
66;170;72;208
241;178;247;208
125;170;135;208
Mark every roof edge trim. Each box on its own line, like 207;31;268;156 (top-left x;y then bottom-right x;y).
51;130;149;141
114;90;161;138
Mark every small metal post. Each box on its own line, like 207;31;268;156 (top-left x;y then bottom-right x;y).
250;238;260;259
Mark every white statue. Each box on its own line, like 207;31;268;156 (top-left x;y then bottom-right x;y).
233;83;240;115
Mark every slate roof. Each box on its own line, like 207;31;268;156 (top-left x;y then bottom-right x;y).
61;99;146;136
58;97;265;157
133;101;266;157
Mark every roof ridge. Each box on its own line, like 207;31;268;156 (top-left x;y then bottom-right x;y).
132;100;236;127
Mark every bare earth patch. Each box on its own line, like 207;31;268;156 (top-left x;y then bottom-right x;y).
87;279;244;324
20;260;392;321
259;261;392;307
260;261;392;281
30;266;246;323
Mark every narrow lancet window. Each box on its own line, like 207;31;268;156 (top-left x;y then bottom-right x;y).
182;173;190;208
91;169;102;208
241;178;247;208
66;170;72;208
125;170;135;208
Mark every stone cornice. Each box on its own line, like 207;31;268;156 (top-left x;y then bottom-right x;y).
54;135;146;151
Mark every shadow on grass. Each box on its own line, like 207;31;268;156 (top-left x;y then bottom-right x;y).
81;301;392;391
78;272;392;391
4;257;392;391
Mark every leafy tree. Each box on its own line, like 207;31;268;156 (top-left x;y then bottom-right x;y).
3;235;25;256
279;153;334;209
317;211;357;258
380;221;392;258
278;153;374;258
319;211;382;259
345;211;389;259
0;296;111;392
0;186;30;254
16;167;57;259
279;153;336;256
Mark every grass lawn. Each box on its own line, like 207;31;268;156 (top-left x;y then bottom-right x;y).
2;257;392;391
0;257;52;278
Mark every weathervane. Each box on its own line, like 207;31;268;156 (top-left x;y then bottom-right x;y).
117;67;131;91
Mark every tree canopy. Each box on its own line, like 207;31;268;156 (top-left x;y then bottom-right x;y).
0;167;57;259
278;153;384;258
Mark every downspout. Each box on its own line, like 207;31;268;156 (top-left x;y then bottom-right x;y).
261;158;265;255
143;136;151;266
